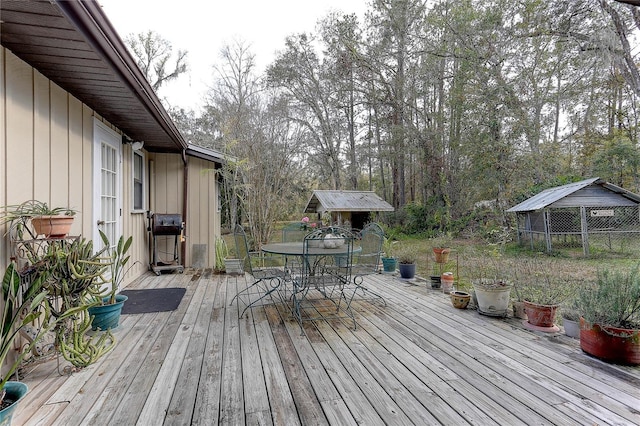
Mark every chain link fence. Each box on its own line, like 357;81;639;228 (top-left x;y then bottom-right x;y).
514;206;640;257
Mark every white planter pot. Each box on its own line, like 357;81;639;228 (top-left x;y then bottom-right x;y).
472;281;513;317
563;317;580;339
307;239;322;248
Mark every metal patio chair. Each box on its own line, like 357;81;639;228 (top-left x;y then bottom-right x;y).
229;224;287;317
290;226;357;331
350;222;387;306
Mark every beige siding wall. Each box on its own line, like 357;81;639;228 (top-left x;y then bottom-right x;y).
147;153;183;268
187;157;219;268
148;154;219;268
0;49;149;281
1;48;219;275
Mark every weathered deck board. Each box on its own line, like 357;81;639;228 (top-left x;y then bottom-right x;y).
381;280;640;424
192;274;227;426
14;270;640;425
219;274;245;425
380;280;623;424
164;276;219;425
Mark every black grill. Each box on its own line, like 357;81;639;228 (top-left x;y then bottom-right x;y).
148;212;184;275
152;214;182;235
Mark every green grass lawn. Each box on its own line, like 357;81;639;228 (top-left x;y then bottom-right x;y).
224;222;640;292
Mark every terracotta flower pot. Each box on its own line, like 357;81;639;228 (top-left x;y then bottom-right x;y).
441;272;454;294
31;215;74;238
580;317;640;365
433;247;450;263
523;300;558;328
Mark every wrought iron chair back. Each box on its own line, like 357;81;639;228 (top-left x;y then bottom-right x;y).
233;224;254;275
290;226;357;331
350;222;387;306
353;222;384;274
230;224;286;317
281;222;310;243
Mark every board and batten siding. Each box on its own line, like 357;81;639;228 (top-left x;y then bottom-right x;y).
2;48;219;275
149;153;219;268
187;157;218;268
0;48;148;281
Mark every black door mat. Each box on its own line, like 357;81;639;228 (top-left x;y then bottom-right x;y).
120;287;186;314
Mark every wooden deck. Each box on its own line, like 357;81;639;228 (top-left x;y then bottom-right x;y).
14;269;640;425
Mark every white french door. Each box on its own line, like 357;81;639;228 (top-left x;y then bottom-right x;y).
93;120;121;252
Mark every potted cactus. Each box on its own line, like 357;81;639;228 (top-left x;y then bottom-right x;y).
0;263;85;424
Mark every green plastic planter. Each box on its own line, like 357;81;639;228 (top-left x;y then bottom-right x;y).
88;294;128;331
0;381;28;426
381;257;397;273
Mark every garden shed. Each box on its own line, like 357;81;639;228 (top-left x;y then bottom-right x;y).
507;178;640;256
304;190;394;230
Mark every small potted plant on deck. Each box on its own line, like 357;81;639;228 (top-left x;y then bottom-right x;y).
512;257;576;332
468;251;513;317
575;266;640;365
381;236;397;273
560;299;581;339
30;236;116;369
397;248;417;279
87;231;133;331
431;234;452;264
213;236;229;273
0;262;85;425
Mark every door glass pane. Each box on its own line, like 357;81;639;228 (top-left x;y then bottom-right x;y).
101;142;118;250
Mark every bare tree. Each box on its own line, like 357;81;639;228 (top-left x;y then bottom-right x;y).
126;30;188;92
208;40;303;245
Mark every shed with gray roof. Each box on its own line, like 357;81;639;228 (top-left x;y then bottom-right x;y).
304;190;394;229
507;178;640;256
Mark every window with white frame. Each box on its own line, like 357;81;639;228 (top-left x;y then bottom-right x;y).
133;150;145;211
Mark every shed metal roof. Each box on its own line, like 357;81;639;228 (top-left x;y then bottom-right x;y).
0;0;188;154
507;178;640;212
304;190;394;213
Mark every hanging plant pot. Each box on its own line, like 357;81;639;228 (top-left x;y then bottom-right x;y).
0;381;28;426
31;215;74;238
433;247;450;263
579;317;640;365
